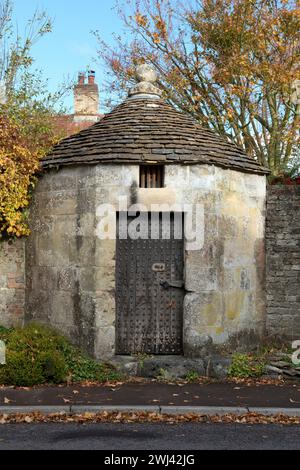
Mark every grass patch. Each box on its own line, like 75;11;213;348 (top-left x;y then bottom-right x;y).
0;324;122;387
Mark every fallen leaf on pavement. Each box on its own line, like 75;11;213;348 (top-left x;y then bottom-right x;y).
0;414;8;425
0;411;300;425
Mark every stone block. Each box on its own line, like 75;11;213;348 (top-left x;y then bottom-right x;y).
96;165;139;186
58;267;78;291
182;189;220;214
189;166;216;190
77;167;96;189
25;290;52;323
94;267;115;291
223;239;255;268
94;326;115;359
71;236;96;266
37;233;71;267
185;267;218;292
78;268;96;292
137;188;181;209
206;356;232;379
140;356;206;378
32;267;57;291
50;291;75;325
94;291;116;328
164;165;190;186
38;191;78;216
51;167;79;191
183;292;224;342
95;239;116;268
77;189;95;214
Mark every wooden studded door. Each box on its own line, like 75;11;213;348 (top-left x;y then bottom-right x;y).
116;213;184;355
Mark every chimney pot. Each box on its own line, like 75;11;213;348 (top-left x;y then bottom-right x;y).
78;72;85;85
88;70;96;85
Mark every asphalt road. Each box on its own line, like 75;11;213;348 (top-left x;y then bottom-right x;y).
0;423;299;450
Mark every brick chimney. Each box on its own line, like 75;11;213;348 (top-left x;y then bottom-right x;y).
74;70;99;123
78;72;85;85
88;70;96;85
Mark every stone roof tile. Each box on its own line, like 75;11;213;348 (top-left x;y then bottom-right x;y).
43;96;269;175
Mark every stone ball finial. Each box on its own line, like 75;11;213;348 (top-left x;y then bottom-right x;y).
136;64;157;84
129;63;161;98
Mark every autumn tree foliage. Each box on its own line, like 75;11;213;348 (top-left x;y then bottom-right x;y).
0;0;68;238
0;109;60;238
0;115;39;237
96;0;300;175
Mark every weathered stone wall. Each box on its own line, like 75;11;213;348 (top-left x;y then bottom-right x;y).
166;166;266;354
25;163;266;359
25;165;137;359
266;185;300;339
0;239;25;327
25;165;113;357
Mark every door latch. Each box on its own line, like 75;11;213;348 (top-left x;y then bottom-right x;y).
160;280;184;289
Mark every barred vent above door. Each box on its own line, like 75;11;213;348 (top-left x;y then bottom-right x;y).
140;165;164;188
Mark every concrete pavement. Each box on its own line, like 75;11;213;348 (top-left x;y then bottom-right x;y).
1;381;300;416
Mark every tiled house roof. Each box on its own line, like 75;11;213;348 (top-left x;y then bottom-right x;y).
52;115;103;137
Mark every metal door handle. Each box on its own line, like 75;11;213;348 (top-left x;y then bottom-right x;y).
160;280;184;289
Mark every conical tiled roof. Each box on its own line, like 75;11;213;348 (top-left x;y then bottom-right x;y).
44;67;269;175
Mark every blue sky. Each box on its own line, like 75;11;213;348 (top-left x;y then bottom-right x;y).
13;0;124;112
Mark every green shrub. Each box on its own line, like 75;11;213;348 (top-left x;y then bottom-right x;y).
1;351;43;386
62;343;121;383
185;371;200;382
39;351;68;384
0;326;13;342
0;324;68;386
228;353;265;379
0;323;121;386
